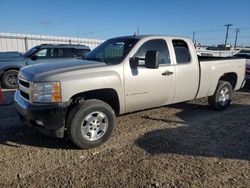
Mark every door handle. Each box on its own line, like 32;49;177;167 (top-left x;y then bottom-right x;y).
162;70;173;76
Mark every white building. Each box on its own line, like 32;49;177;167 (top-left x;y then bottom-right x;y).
0;32;104;52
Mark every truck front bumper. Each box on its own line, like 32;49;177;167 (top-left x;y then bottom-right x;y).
14;90;68;138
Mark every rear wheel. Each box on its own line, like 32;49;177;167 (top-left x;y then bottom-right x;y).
208;81;233;111
67;99;115;149
2;70;19;89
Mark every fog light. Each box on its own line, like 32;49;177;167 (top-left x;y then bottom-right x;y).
35;120;44;126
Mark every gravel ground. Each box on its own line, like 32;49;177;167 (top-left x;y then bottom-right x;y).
0;88;249;187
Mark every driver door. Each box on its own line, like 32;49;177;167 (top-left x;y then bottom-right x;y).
26;48;55;65
124;39;175;113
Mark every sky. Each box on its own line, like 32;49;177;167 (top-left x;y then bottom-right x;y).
0;0;250;46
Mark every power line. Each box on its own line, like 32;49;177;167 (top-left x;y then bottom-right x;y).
193;29;225;33
238;27;250;30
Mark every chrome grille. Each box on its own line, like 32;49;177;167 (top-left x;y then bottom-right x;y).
19;79;30;88
18;77;31;101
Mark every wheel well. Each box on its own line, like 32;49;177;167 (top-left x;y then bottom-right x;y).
69;88;120;115
219;72;237;89
4;67;20;72
1;67;20;77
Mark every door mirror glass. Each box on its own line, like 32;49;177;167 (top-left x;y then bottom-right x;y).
145;50;159;69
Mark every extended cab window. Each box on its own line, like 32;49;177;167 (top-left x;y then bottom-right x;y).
134;39;170;65
172;40;191;64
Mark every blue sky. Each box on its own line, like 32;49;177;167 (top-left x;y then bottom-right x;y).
0;0;250;46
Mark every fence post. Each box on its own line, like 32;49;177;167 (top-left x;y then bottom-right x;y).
24;37;28;52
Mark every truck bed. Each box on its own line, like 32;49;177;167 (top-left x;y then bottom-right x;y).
196;58;246;99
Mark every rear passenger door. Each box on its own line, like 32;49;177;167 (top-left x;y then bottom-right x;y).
172;39;199;103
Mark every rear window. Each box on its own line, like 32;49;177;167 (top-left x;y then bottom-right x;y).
51;48;90;58
172;40;191;64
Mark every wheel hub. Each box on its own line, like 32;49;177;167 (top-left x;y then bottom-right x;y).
219;87;230;105
7;74;18;85
90;119;100;129
81;111;108;141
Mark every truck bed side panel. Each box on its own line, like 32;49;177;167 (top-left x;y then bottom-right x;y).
197;59;246;98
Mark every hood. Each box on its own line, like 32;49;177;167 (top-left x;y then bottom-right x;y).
0;56;25;62
19;60;106;81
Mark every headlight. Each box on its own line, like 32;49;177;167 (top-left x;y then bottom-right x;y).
32;82;61;103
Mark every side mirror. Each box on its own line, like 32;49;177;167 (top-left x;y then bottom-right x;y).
145;50;159;69
31;54;38;61
129;57;139;68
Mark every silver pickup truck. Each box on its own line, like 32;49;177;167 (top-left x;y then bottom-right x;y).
15;35;246;149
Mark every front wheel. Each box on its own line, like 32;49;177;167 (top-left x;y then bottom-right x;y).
2;70;19;89
208;81;233;111
67;99;115;149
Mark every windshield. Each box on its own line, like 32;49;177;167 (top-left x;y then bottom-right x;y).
23;46;40;58
85;38;139;64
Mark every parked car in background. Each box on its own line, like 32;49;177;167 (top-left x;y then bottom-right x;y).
0;51;23;59
233;53;250;81
0;87;3;105
0;44;90;89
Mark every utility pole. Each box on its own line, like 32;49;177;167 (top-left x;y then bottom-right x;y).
224;24;233;50
192;32;195;44
137;26;140;35
234;28;240;49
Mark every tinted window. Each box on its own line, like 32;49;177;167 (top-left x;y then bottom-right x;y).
173;40;191;64
134;39;170;65
73;49;90;58
61;48;73;57
50;48;73;58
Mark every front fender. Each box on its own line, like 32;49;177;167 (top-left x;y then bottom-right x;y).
61;70;124;113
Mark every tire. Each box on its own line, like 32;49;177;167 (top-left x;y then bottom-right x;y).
2;70;19;89
208;81;233;111
67;99;116;149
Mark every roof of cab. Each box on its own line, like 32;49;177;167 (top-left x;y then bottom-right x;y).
109;35;191;41
39;44;90;49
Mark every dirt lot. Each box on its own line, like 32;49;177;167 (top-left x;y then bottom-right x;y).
0;88;249;187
